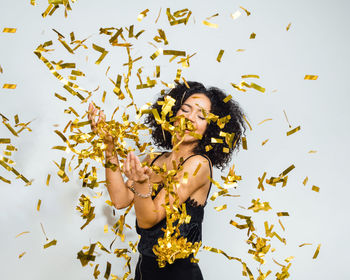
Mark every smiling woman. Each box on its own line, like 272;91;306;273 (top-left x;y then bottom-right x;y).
88;81;247;280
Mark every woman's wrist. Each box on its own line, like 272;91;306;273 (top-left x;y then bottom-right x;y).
129;178;152;198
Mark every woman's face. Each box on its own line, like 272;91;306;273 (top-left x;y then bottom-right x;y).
174;93;211;144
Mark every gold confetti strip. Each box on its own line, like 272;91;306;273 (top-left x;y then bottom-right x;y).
104;224;108;233
166;8;192;26
0;138;11;144
222;94;232;103
302;176;308;185
278;219;285;231
30;0;36;6
2;28;17;33
286;22;292;31
54;93;67;101
236;49;245;52
0;65;3;73
286;125;301;136
280;164;295;177
243;115;252;131
163;50;186;56
250;82;265;93
44;239;57;249
299;243;312;247
277;212;289;217
311;185;320;192
18;252;26;258
15;231;30;238
240;6;251;16
283;109;292;128
261;139;269;146
258;118;272;125
37;199;42;211
304;75;318;80
150;48;163;60
242;74;259;79
242;137;247;150
202;20;218;28
104;261;111;279
92;44;108;65
214;204;227;211
247;199;271;212
46;174;51;186
231;10;241;20
137;9;149;22
216;49;224;62
153;29;168;45
308;150;317;153
155;7;162;23
257;172;266;191
250;32;256;39
312;244;321;259
2;84;17;89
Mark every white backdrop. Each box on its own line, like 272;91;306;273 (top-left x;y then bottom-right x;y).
1;0;349;279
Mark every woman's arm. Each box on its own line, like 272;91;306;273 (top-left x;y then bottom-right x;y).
88;102;135;210
125;152;210;229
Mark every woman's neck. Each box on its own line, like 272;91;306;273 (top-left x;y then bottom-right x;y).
168;141;197;164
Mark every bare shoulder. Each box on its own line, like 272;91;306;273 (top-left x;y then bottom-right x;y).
181;154;211;175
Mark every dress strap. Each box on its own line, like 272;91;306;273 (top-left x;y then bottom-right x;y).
149;151;166;166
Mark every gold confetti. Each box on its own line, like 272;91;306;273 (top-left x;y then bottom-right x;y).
286;126;301;136
304;75;318;80
240;6;251;16
299;243;312;247
311;185;320;192
30;0;36;6
137;9;149;22
0;65;3;73
250;32;256;39
216;49;224;62
302;176;308;186
277;212;289;217
283;109;292;128
37;199;42;211
104;224;108;233
16;231;30;238
44;239;57;249
92;44;108;65
0;138;11;144
104;261;111;279
243;115;252;131
258;118;272;125
242;137;247;150
150;48;163;60
231;10;241;20
278;219;285;231
202;20;218;28
2;84;17;89
308;150;317;154
214;204;227;211
248;199;272;212
2;28;17;33
18;252;26;258
242;74;260;79
223;95;232;103
54;93;67;101
286;22;292;31
261;139;269;146
236;49;245;52
312;244;321;259
155;7;162;23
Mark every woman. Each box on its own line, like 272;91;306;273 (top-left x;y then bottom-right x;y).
88;81;246;280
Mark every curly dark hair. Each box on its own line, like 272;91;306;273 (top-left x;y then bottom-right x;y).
144;81;247;170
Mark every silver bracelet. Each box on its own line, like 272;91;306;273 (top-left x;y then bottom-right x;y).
127;180;153;198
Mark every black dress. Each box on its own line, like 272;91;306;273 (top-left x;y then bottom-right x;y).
134;152;213;280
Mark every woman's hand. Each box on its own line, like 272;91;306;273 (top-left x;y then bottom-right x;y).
88;102;113;145
123;151;151;184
